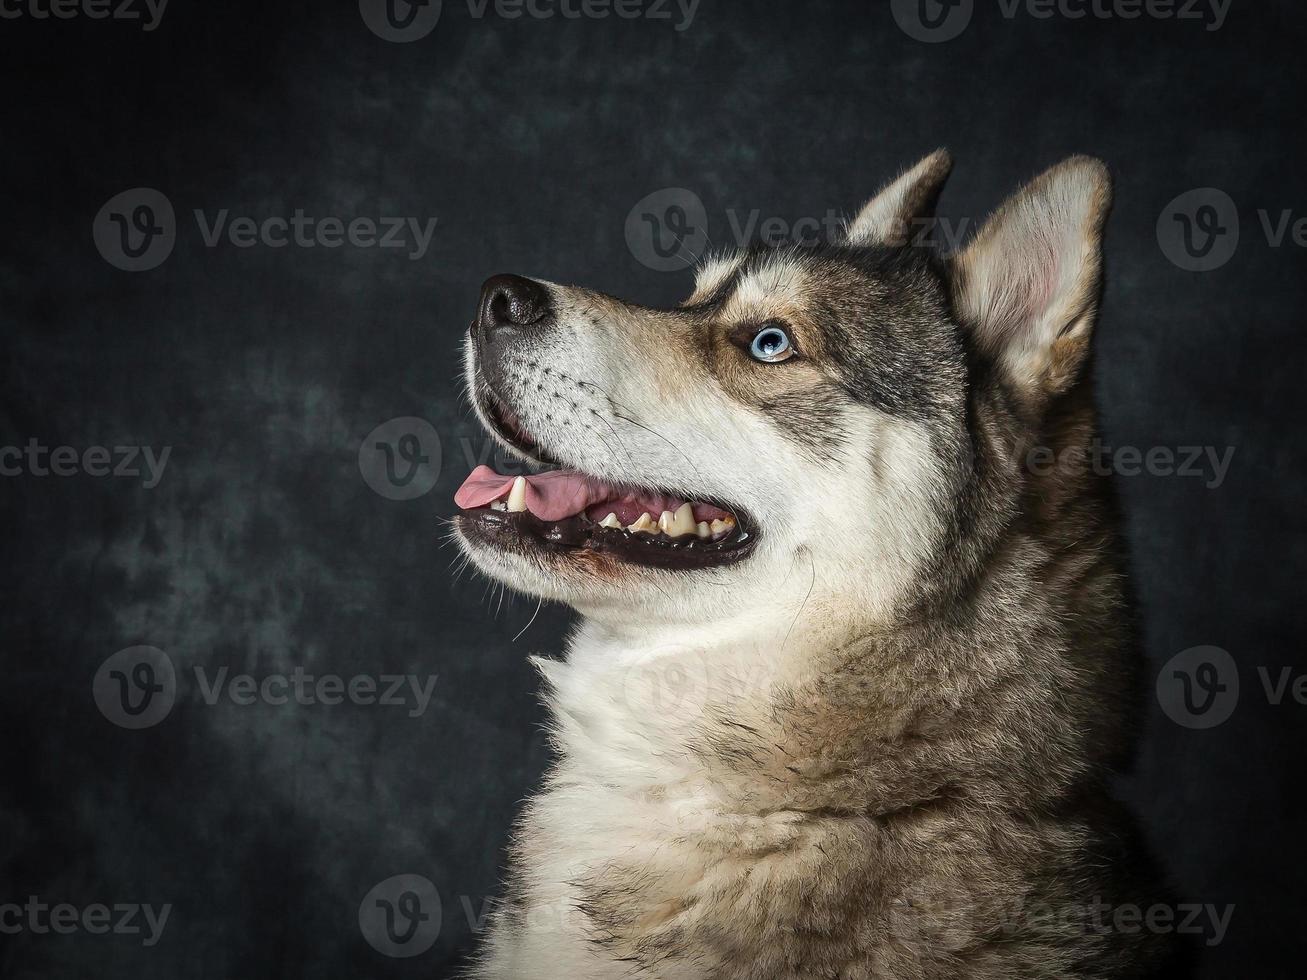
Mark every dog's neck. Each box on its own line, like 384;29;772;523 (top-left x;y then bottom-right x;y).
535;592;878;791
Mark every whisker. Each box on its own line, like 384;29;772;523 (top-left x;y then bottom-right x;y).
513;598;545;643
781;549;817;653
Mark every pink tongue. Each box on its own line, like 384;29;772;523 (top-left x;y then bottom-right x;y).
454;465;611;522
454;465;731;524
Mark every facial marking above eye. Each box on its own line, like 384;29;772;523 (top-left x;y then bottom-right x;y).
748;322;795;363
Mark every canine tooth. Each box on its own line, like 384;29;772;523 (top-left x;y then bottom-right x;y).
658;502;697;537
506;476;528;513
599;512;622;529
628;512;657;534
696;521;710;539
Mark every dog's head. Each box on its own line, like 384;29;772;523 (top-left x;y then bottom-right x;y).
454;153;1111;626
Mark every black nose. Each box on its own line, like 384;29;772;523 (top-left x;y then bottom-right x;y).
476;274;550;335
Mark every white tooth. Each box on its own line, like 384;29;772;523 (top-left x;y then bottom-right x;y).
696;521;710;539
709;518;735;539
660;502;696;537
628;512;657;534
490;501;507;512
599;512;622;529
506;476;528;513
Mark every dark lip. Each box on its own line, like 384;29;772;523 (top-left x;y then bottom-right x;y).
456;508;760;571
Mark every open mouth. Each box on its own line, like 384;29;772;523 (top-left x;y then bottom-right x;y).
455;383;758;571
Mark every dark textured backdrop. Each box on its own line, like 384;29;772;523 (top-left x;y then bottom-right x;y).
2;0;1304;977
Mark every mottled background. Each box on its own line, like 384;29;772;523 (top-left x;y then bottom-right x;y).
1;0;1304;976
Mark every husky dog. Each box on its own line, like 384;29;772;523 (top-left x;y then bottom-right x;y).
453;153;1175;979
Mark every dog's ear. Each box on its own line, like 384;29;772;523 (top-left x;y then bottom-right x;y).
844;149;953;246
951;156;1112;402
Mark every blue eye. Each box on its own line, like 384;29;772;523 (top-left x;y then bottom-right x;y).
749;324;793;363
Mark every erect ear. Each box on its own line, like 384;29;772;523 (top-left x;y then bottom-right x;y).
951;156;1112;402
844;149;953;246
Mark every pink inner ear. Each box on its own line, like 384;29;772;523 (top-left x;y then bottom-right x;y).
994;233;1064;345
1026;236;1063;326
958;156;1108;375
